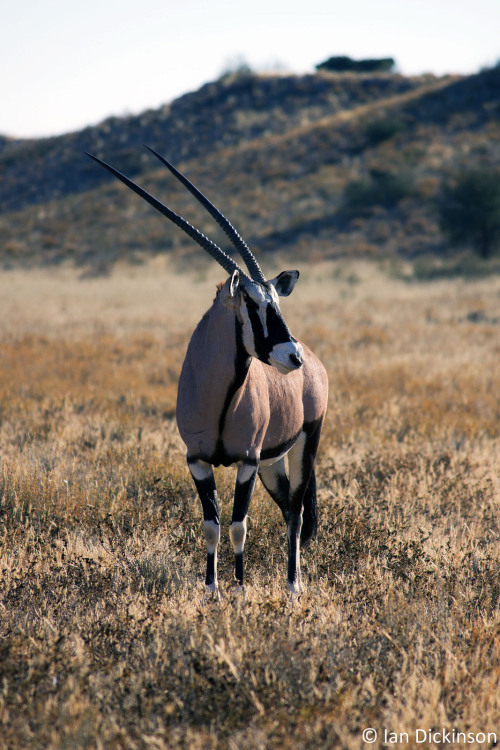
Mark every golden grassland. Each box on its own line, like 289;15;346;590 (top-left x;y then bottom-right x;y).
0;258;499;749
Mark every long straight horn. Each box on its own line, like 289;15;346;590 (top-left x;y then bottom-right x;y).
145;146;266;283
85;152;247;279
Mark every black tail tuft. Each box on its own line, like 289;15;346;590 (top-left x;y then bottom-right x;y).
300;469;318;547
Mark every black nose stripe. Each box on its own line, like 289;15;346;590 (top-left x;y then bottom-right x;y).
244;298;294;360
265;303;293;346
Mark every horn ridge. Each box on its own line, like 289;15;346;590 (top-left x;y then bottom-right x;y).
85;152;246;279
144;146;266;283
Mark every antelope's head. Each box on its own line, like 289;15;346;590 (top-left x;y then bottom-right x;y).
86;147;304;374
219;270;303;374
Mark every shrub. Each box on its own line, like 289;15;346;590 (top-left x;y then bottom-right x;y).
342;169;414;216
315;56;395;73
218;55;254;79
436;168;500;258
364;117;406;146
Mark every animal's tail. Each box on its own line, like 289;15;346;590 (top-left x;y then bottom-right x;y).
300;469;318;547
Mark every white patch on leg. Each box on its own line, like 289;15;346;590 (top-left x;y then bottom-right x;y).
259;456;287;493
203;520;220;553
229;519;247;554
189;460;212;481
237;462;256;484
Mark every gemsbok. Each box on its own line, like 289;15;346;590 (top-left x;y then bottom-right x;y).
87;148;328;595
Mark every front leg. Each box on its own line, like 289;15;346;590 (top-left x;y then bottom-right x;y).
188;459;220;593
230;461;258;585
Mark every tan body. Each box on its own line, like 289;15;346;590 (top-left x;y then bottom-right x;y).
177;287;327;467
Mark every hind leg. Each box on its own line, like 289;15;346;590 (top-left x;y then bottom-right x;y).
286;421;322;594
258;456;289;523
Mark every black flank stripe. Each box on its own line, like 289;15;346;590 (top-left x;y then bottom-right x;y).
210;317;251;466
217;317;251;437
260;429;302;461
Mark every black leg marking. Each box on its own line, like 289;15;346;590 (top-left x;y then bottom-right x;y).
286;419;323;593
232;462;257;523
300;468;318;547
234;552;244;586
206;550;217;589
298;421;322;546
188;459;220;590
230;462;258;585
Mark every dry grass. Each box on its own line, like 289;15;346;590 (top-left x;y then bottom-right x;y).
0;258;499;749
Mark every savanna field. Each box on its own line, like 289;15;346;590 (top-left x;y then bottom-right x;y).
0;257;498;749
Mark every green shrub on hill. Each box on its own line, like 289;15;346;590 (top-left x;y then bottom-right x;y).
342;169;415;216
437;168;500;258
316;56;396;73
363;117;406;146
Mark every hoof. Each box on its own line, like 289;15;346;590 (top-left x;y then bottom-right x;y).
287;580;302;600
204;583;221;602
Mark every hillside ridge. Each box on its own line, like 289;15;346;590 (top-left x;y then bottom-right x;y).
0;72;434;213
1;66;499;271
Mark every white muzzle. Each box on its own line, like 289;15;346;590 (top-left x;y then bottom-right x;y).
268;341;304;374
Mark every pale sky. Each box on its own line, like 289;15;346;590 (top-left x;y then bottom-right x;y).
2;0;499;139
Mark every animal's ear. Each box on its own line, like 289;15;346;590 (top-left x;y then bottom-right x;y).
268;270;299;297
221;270;240;308
229;269;240;297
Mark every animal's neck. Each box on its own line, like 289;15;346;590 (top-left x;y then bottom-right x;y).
215;298;251;399
189;295;251;411
217;312;252;433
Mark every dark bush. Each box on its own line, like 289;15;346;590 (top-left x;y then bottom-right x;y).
342;169;414;216
316;56;395;73
218;55;254;79
437;168;500;258
364;117;406;146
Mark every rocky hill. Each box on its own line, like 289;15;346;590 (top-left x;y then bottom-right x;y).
1;65;499;272
0;73;428;213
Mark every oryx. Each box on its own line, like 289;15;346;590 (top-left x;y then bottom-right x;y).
87;148;328;594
